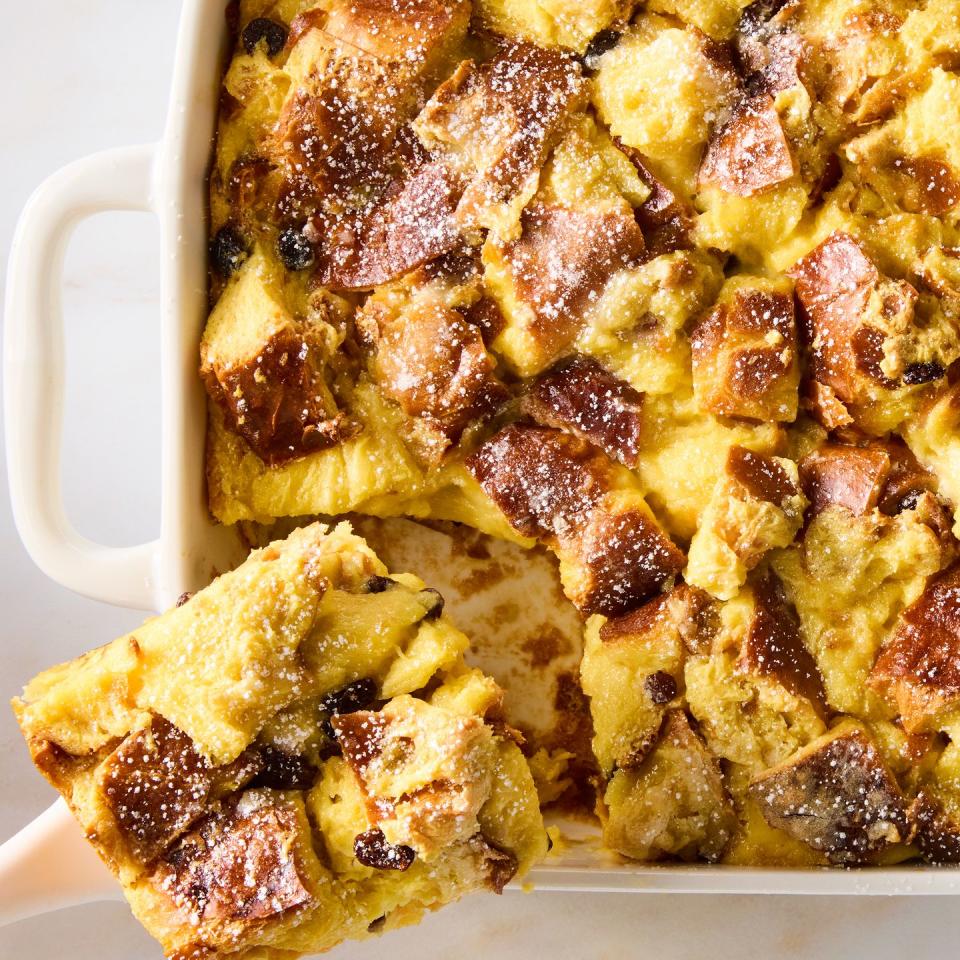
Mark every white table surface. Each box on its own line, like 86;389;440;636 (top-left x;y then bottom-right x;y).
0;3;955;958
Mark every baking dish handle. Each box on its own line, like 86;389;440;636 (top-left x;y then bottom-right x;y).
0;800;121;927
4;144;162;610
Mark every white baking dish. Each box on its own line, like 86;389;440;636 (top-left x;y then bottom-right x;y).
4;0;960;922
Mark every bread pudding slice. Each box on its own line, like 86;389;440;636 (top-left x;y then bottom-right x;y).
13;523;546;959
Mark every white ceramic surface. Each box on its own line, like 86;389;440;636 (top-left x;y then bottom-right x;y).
2;2;960;957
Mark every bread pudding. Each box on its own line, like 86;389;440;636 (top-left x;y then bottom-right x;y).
15;0;960;953
14;523;546;958
197;0;960;868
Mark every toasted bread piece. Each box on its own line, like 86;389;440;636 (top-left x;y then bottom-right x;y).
14;523;546;960
522;355;645;467
750;721;909;864
684;576;826;773
415;41;587;238
603;710;737;862
468;424;685;617
690;276;799;423
200;252;357;466
581;585;717;775
871;562;960;733
685;446;807;600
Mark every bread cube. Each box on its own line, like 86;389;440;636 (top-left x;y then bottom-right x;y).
603;710;736;861
800;437;937;518
467;424;685;617
522;355;645;467
771;505;945;713
581;586;717;774
415;42;587;238
690;276;799;422
870;562;960;733
357;270;508;459
749;720;909;864
685;447;806;600
200;252;356;466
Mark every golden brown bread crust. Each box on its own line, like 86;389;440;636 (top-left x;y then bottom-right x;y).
489;202;645;367
467;424;684;616
150;790;316;928
799;438;936;518
725;445;800;507
359;286;508;445
737;573;827;711
415;41;587;232
522;355;645;467
789;232;921;425
97;716;264;864
870;562;960;732
201;325;358;467
749;723;908;864
690;285;798;422
311;160;466;291
698;93;795;197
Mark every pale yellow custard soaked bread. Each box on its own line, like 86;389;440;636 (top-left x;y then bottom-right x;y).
193;0;960;876
14;523;546;959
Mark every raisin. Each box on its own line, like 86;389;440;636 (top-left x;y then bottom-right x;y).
902;361;946;385
418;588;445;620
583;29;621;70
644;671;677;704
896;489;923;513
241;17;288;57
210;225;248;277
250;746;318;790
321;678;379;737
277;227;315;271
323;678;378;715
354;829;415;871
175;591;193;608
364;575;395;594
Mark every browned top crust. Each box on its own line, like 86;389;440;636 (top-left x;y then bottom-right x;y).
908;790;960;864
275;0;470;200
571;502;687;619
749;724;908;864
799;438;935;517
416;42;587;229
312;160;465;291
799;443;891;516
201;325;358;467
360;292;508;442
887;156;960;217
600;583;719;655
698;94;795;197
737;573;827;710
495;203;645;364
522;355;645;467
726;445;800;507
318;0;471;63
613;140;693;255
690;286;798;422
870;562;960;732
98;716;263;864
467;425;684;616
789;232;918;415
152;791;315;926
466;425;615;541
